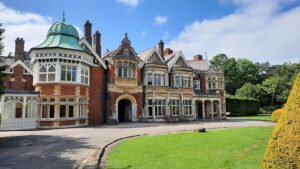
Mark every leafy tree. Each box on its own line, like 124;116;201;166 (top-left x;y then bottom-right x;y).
0;23;7;95
261;77;279;105
237;59;261;85
210;54;228;67
223;58;241;95
235;83;261;99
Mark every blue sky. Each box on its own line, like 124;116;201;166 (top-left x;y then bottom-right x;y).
1;0;300;64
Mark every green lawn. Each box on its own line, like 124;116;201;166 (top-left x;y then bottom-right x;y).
105;127;274;169
232;114;272;121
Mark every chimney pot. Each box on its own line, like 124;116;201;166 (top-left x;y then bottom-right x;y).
93;31;101;56
15;38;25;60
158;40;164;58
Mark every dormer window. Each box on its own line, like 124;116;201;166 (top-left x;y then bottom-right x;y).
116;61;135;79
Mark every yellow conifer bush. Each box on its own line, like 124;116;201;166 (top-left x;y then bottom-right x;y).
262;72;300;169
271;108;283;122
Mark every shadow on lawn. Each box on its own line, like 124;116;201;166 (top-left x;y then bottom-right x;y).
0;135;92;169
105;165;132;169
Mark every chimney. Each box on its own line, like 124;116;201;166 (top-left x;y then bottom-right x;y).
15;38;24;60
158;40;164;57
93;31;101;56
84;20;92;45
164;48;173;56
194;54;203;61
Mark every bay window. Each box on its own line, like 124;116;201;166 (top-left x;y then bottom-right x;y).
147;73;152;85
182;76;191;88
148;72;166;86
175;75;180;87
61;65;77;82
116;61;136;79
154;99;166;117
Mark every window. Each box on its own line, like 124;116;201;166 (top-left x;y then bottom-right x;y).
50;98;55;103
183;100;192;115
39;64;56;82
69;105;74;118
182;76;191;88
147;73;152;85
49;105;55;118
4;103;13;119
41;105;47;119
175;75;180;87
81;68;89;84
154;99;166;117
148;99;153;117
213;102;217;112
60;105;66;118
26;103;32;118
117;61;122;78
153;73;165;86
170;99;180;116
60;98;66;102
15;102;22;118
61;65;76;82
79;98;85;118
194;80;200;90
116;61;136;79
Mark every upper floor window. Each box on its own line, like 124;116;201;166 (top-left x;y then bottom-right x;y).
117;61;135;79
147;72;166;86
61;65;76;82
182;76;191;88
175;76;180;87
208;82;216;89
39;64;56;82
194;80;200;90
81;68;89;84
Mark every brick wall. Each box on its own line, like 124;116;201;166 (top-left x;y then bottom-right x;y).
3;65;34;91
88;66;106;124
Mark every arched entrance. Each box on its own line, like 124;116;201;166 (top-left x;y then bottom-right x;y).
118;99;131;122
196;101;203;119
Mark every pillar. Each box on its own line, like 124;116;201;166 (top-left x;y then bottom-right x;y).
202;101;205;120
210;101;214;120
219;101;222;119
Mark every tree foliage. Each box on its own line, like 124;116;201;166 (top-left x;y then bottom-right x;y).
0;23;7;95
235;83;261;99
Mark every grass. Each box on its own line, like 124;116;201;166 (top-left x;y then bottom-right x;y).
105;127;274;169
232;114;272;121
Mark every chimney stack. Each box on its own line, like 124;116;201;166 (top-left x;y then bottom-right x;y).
15;38;24;60
84;20;92;45
194;54;203;61
158;40;164;58
164;48;173;56
93;31;101;56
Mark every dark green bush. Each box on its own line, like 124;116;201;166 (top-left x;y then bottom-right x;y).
259;106;277;114
226;95;260;116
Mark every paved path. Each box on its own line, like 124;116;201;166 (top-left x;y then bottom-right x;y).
0;119;275;169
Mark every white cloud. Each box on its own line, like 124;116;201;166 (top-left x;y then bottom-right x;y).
116;0;139;7
0;2;82;56
155;16;168;25
167;0;300;64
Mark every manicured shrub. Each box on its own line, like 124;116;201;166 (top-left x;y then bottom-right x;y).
271;108;283;122
226;95;260;116
262;72;300;169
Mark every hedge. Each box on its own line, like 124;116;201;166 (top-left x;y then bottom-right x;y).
226;95;260;116
262;72;300;169
271;108;283;122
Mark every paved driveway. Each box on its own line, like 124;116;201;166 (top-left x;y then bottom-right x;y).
0;119;275;169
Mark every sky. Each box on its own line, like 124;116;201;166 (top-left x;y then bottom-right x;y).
0;0;300;64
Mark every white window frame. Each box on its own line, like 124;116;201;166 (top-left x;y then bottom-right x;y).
194;80;200;90
169;98;180;116
61;65;77;82
182;76;191;88
183;99;192;115
154;98;166;117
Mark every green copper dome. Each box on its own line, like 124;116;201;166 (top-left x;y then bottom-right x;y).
33;20;84;51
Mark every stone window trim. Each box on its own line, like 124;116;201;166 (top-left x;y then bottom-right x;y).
146;71;166;87
116;61;136;79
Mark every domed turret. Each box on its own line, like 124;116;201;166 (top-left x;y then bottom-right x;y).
32;16;84;51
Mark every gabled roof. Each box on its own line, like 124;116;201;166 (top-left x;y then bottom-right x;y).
164;51;190;71
187;60;210;71
137;46;165;67
7;60;33;75
78;38;107;69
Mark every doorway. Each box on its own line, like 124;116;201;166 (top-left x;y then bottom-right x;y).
118;99;131;122
197;102;203;119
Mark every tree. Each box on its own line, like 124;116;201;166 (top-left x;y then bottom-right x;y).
237;59;261;85
235;83;261;99
262;72;300;169
223;58;241;95
261;77;279;105
0;23;7;95
210;54;228;67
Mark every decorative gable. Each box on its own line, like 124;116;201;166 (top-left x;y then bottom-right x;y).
147;52;163;63
175;56;188;67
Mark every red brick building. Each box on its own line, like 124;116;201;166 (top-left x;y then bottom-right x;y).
0;18;226;130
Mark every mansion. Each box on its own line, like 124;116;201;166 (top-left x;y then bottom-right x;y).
0;18;226;130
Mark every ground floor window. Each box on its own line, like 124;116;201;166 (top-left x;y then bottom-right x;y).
213;102;218;112
15;102;23;118
78;98;85;118
148;99;153;117
49;105;55;118
169;99;180;116
69;105;74;118
183;100;192;115
60;105;66;118
154;99;166;117
41;105;47;119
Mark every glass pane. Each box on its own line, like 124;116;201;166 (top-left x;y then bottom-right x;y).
50;98;55;102
49;66;55;72
61;70;66;81
40;74;46;82
60;98;66;102
40;66;46;72
69;105;74;117
67;71;71;81
49;105;55;118
48;74;55;81
123;68;127;78
42;105;47;118
69;98;75;102
60;105;66;118
72;69;76;81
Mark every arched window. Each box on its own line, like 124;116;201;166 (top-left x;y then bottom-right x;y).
26;103;32;118
3;102;13;119
15;102;23;118
39;65;47;82
48;65;56;81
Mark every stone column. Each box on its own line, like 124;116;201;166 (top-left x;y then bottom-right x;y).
202;101;205;120
219;100;222;119
210;101;214;120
